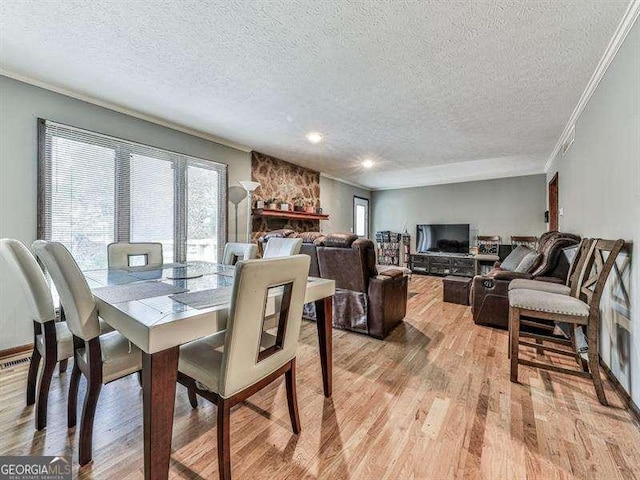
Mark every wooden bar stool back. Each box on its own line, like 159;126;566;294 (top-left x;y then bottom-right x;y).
508;238;624;405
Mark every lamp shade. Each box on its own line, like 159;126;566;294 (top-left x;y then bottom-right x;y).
228;186;246;205
239;180;260;192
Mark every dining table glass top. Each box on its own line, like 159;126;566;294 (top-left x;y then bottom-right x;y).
84;261;333;325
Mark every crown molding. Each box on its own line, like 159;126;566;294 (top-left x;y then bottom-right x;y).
545;0;640;172
368;169;545;191
0;69;252;153
319;172;370;191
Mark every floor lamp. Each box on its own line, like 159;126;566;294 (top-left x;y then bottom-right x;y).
238;181;261;243
228;186;246;242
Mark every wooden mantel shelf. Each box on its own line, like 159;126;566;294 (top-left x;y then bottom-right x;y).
252;208;329;221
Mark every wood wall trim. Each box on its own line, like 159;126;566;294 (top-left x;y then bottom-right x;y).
0;343;33;359
600;356;640;423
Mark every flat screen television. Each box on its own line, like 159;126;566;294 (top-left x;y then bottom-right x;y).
416;224;470;254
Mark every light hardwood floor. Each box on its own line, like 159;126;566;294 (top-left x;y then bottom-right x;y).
1;275;639;479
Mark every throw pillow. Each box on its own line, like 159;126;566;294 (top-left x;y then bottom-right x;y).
514;251;542;273
500;245;533;271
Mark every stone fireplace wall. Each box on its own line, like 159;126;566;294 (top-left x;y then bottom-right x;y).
251;151;321;239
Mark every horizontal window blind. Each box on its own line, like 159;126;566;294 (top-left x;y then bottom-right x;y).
38;119;227;270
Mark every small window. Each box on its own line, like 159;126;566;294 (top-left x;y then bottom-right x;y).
353;196;369;238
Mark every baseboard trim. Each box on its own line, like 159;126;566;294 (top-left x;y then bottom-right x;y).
600;357;640;423
0;343;33;360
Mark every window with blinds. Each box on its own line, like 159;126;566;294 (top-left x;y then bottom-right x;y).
38;119;227;270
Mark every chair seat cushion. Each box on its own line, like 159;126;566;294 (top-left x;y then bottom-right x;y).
178;330;279;393
35;318;115;362
36;321;73;361
508;289;589;316
179;331;226;393
79;330;142;383
509;279;571;295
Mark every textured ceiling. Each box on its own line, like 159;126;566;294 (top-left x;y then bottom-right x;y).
0;0;629;189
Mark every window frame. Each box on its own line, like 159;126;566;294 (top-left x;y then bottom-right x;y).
37;118;228;267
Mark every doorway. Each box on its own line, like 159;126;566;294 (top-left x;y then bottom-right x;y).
353;196;369;238
548;173;559;231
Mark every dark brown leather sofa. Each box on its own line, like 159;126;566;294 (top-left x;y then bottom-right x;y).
470;231;580;329
259;230;408;339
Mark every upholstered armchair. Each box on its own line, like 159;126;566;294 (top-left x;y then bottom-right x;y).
259;231;408;338
471;232;580;329
314;234;408;339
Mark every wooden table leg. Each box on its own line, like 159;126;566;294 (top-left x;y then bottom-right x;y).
142;347;179;480
314;296;333;397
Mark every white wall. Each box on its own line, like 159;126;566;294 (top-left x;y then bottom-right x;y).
0;75;251;350
320;175;371;234
371;174;547;251
546;19;639;403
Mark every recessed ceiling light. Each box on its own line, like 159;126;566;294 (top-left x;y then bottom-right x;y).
306;132;323;144
362;159;374;168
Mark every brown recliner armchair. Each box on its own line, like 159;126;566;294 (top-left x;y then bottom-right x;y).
315;234;408;339
258;231;408;338
471;232;580;329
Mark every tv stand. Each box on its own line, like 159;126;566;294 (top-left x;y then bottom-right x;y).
409;252;476;277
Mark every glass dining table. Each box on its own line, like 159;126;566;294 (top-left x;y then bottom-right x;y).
83;261;336;480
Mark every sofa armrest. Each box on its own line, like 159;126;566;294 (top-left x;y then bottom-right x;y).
492;271;534;281
470;275;511;329
378;268;404;279
367;275;408;339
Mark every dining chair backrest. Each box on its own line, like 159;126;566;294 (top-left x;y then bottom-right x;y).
32;241;100;341
222;242;258;265
576;238;625;312
262;237;303;259
219;254;310;398
107;242;163;269
0;239;56;323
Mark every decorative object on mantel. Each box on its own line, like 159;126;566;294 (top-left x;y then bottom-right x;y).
280;201;290;211
305;205;315;213
315;207;323;214
228;186;246;242
293;196;305;212
265;198;278;210
239;180;261;242
256;199;265;209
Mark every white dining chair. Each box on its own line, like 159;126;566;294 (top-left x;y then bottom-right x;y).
222;242;258;265
0;238;73;430
177;254;310;480
33;240;143;465
107;242;163;268
262;237;302;259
